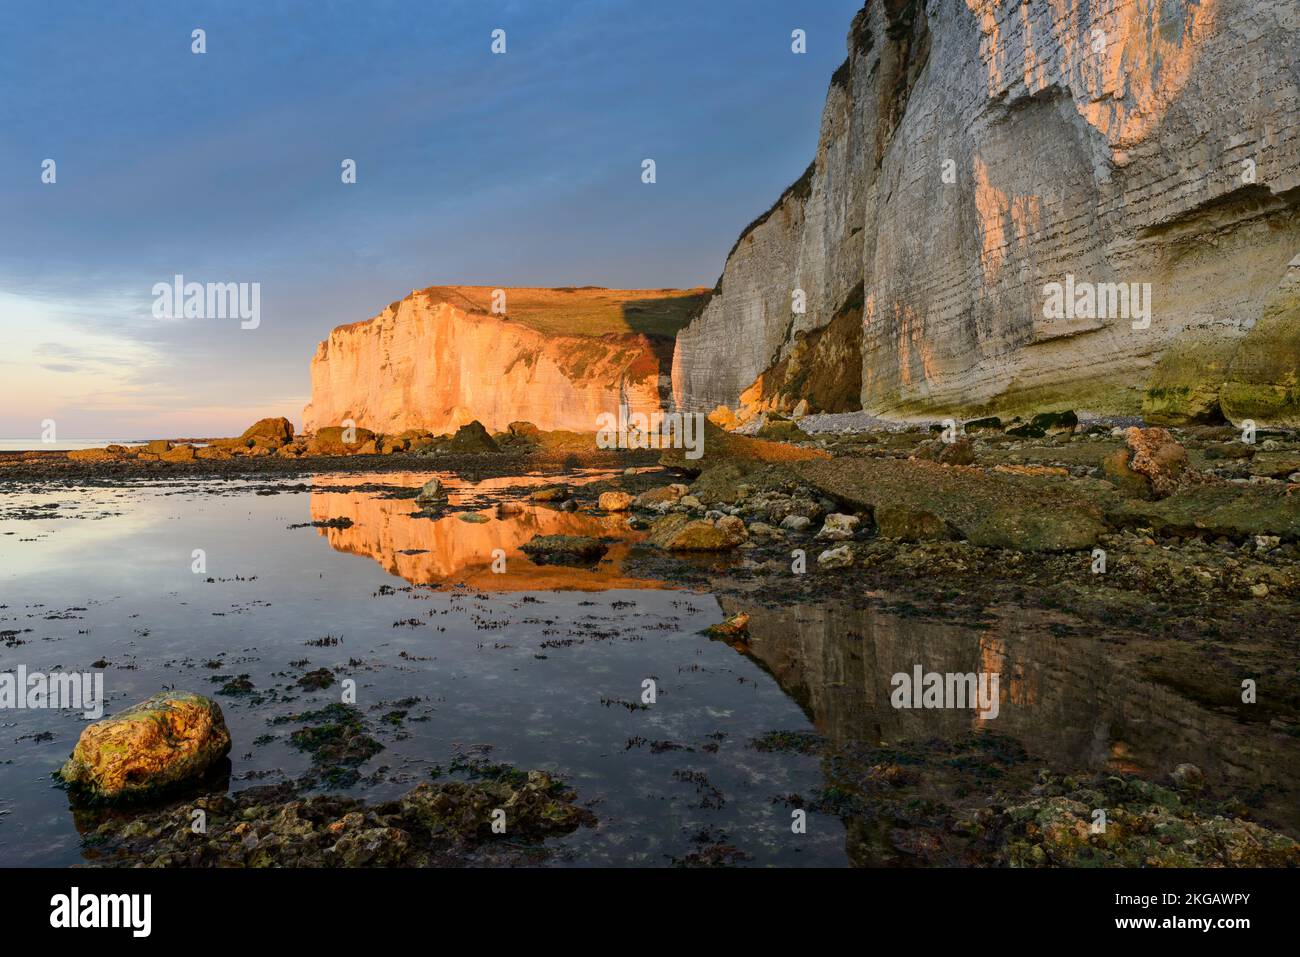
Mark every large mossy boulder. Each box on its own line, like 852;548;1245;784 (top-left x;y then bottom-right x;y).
60;691;232;801
1101;427;1188;499
1220;281;1300;427
414;478;448;504
308;425;377;455
445;420;500;454
647;514;748;551
794;457;1105;553
240;416;295;444
1107;484;1300;541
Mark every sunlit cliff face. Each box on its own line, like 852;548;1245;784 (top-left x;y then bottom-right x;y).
967;0;1220;150
303;287;704;436
307;471;665;591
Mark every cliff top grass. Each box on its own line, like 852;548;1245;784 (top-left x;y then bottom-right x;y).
407;285;711;339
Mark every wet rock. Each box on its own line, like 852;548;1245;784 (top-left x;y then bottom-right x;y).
308;426;377;456
507;421;542;443
60;691;232;801
195;446;234;461
78;767;593;867
795;457;1105;553
937;437;975;465
1123;427;1189;498
967;508;1105;553
780;514;811;532
529;485;570;503
635;484;689;508
647;514;747;551
1108;483;1300;543
445;420;500;454
705;612;750;641
297;668;336;690
240;416;295;444
689;463;799;509
874;505;952;541
815;513;860;541
161;445;197;463
1004;422;1046;439
67;447;123;463
1249;451;1300;479
816;544;854;568
1030;410;1078;435
1101;447;1153;499
520;534;609;565
330;826;411;867
414;478;447;504
1202;441;1255;461
598;491;634;511
994;772;1300;867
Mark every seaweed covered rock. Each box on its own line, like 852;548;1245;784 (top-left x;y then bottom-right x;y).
992;773;1300;868
75;769;594;867
444;420;500;454
647;514;748;551
414;478;448;504
1103;427;1188;499
307;425;377;456
60;691;232;801
794;456;1104;553
520;534;608;565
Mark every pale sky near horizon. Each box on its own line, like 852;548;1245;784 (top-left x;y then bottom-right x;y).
0;0;862;439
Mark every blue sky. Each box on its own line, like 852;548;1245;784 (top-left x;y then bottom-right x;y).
0;0;862;438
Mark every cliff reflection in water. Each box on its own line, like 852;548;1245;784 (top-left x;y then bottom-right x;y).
307;471;664;590
721;596;1300;834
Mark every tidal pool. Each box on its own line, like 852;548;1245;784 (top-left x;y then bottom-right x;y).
0;471;842;866
1;470;1295;866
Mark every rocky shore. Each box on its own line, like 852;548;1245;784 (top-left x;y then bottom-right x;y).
22;403;1299;866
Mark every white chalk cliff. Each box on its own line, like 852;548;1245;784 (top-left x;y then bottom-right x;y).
672;0;1300;423
303;288;689;434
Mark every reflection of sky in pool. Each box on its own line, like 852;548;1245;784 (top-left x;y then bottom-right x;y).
2;471;1296;866
0;473;840;866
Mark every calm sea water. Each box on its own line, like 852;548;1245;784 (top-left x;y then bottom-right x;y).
0;470;844;866
2;470;1296;866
